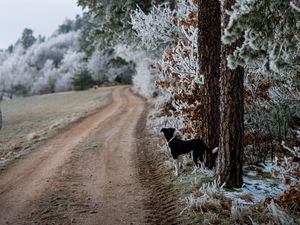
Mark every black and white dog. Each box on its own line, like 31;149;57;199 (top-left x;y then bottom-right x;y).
160;128;211;176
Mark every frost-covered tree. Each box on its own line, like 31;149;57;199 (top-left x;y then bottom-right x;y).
130;0;205;137
131;0;194;53
223;0;300;154
131;2;180;52
115;45;156;97
130;0;192;100
87;49;114;84
87;48;136;85
77;12;99;57
243;67;300;157
109;56;135;84
57;19;74;34
20;28;37;49
0;12;137;98
0;50;8;65
0;45;35;98
147;1;203;137
0;31;85;97
7;45;14;54
223;0;299;75
77;0;166;48
72;68;94;90
57;15;83;34
26;32;81;70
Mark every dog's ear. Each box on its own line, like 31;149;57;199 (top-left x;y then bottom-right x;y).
160;128;165;132
170;128;176;134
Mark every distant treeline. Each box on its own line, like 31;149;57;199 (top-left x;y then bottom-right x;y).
0;14;135;100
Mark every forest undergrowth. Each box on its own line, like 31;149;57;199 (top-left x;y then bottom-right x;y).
155;136;300;225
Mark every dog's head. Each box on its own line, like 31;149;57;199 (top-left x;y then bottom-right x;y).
160;127;176;140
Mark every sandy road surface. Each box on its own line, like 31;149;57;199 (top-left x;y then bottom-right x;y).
0;87;185;225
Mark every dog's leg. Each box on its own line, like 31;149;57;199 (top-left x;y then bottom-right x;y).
192;150;201;167
174;158;180;177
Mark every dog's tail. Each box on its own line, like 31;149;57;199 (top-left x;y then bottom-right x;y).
212;147;219;154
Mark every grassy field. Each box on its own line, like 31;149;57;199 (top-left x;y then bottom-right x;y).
0;86;116;164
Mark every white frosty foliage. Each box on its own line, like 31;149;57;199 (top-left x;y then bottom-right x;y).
55;50;85;92
161;26;198;80
267;201;296;225
0;50;8;65
230;200;245;222
0;45;35;97
30;60;57;94
129;0;198;102
0;32;85;98
243;63;300;145
26;32;80;70
87;50;113;83
115;45;156;98
223;0;299;75
290;1;300;12
191;162;215;177
155;13;200;137
130;0;191;51
185;178;226;213
297;129;300;140
281;141;300;158
131;0;201;136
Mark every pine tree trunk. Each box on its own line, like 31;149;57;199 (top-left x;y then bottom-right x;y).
198;0;221;168
216;0;244;188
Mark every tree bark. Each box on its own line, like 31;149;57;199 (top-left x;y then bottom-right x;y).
217;0;244;188
198;0;221;168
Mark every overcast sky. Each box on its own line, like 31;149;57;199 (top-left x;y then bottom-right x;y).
0;0;83;49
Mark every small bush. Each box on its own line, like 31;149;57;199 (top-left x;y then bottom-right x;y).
72;69;95;91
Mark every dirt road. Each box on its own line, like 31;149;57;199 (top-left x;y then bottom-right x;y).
0;87;185;225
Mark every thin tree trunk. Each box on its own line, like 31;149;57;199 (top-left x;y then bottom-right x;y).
217;0;244;188
198;0;221;168
169;0;176;11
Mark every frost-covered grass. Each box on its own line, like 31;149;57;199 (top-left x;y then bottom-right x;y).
171;153;300;225
181;165;300;225
0;87;115;164
153;125;299;224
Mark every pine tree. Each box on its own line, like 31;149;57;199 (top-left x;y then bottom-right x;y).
223;0;299;158
222;0;299;75
198;0;221;168
216;0;244;188
72;68;94;90
77;0;166;48
21;28;36;49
